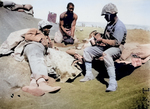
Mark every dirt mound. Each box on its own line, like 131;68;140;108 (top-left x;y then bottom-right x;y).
0;7;59;44
0;56;30;98
0;7;40;44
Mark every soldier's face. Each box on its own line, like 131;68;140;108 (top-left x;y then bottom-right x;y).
68;5;74;13
104;13;116;22
43;27;50;36
104;13;111;22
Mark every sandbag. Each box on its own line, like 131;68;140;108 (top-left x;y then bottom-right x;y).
23;4;33;11
24;8;34;16
17;9;24;12
3;1;15;7
11;4;23;11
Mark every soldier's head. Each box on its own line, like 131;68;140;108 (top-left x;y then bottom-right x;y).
38;20;52;36
101;3;118;22
67;2;74;13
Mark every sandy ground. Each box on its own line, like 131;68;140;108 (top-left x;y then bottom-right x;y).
0;28;150;109
0;61;150;109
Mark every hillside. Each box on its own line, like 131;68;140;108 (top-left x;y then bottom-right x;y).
0;7;59;44
0;7;40;43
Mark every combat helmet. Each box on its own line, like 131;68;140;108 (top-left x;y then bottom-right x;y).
101;3;118;16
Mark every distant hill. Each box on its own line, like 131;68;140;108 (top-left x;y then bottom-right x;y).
76;22;150;31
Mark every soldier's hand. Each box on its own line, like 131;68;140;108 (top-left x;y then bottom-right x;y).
41;38;48;48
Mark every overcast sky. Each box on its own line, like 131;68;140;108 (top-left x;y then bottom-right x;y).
3;0;150;26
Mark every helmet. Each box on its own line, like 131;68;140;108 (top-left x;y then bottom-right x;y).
38;20;52;30
101;3;118;16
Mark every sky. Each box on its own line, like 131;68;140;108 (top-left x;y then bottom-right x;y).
2;0;150;26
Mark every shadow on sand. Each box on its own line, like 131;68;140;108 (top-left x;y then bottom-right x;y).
66;59;137;88
92;59;137;88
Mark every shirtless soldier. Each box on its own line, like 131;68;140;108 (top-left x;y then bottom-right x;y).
59;2;78;45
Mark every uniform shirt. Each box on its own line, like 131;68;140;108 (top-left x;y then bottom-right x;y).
24;28;51;48
104;19;127;46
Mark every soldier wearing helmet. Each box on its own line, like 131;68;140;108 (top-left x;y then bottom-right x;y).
80;3;127;92
22;20;61;96
38;20;52;36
